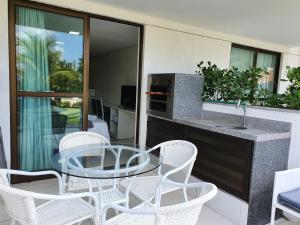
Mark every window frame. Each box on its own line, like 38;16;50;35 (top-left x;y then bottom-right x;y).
231;43;281;93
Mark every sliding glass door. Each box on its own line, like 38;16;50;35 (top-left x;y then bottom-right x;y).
9;1;143;180
10;2;88;173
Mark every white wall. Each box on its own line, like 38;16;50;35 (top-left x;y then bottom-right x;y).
140;25;232;144
0;0;10;168
35;0;291;53
203;102;300;169
90;46;138;106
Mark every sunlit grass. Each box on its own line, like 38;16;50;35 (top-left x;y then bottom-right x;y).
60;108;81;125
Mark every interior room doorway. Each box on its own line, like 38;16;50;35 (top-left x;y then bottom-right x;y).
88;18;141;146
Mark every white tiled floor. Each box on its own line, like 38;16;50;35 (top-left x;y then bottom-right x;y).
267;219;297;225
0;179;296;225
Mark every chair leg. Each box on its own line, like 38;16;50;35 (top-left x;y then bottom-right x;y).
62;174;67;192
124;201;129;208
94;217;100;225
270;206;276;225
183;187;188;202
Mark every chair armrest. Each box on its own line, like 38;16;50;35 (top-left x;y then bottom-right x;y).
272;168;300;206
162;180;200;188
34;191;100;220
3;184;99;214
152;159;195;204
161;157;196;182
101;204;155;225
125;153;148;175
146;143;162;154
5;169;63;194
32;191;98;202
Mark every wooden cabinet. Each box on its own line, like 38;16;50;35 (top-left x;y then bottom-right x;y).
186;126;253;201
146;116;186;147
109;107;136;139
146;116;254;202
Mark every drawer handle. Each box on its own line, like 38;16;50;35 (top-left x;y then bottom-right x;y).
146;92;169;96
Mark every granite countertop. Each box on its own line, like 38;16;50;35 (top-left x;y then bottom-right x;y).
149;111;292;142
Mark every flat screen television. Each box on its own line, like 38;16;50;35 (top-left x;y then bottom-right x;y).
120;85;136;110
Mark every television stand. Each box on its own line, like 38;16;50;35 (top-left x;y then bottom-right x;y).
108;106;136;140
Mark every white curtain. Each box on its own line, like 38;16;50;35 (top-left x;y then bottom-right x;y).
257;53;277;91
230;47;254;71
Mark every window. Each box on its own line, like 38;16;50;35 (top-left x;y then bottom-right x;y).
230;44;281;93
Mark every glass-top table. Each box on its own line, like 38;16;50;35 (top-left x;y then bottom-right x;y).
51;143;162;179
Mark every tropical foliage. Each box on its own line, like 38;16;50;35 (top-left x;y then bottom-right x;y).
197;61;266;104
47;35;83;93
197;61;300;110
265;66;300;110
17;33;83;93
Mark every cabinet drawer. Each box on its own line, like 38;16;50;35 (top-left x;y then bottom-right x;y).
146;116;186;147
187;127;254;202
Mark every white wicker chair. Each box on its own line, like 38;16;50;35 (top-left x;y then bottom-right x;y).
102;181;217;225
59;132;133;212
121;140;198;203
0;169;100;225
59;131;112;192
270;168;300;225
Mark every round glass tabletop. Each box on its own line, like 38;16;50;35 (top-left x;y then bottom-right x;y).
51;143;162;179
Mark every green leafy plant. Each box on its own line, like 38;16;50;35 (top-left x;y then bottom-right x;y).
265;93;285;108
196;61;227;101
196;61;266;103
197;61;300;110
264;66;300;110
282;66;300;110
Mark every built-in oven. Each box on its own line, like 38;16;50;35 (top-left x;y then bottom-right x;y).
146;74;174;118
147;73;204;119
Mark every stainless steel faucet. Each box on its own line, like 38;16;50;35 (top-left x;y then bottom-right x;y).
236;100;247;129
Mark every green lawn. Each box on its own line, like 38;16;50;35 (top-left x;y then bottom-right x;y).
60;108;81;125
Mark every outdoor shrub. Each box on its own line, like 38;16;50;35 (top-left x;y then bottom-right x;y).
196;61;265;103
196;62;300;110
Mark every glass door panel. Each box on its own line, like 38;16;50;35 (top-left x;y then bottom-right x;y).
16;6;84;93
14;6;86;171
17;97;83;170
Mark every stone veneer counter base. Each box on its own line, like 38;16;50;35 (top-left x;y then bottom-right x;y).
146;112;291;225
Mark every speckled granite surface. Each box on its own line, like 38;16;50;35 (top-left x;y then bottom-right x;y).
248;138;290;225
148;111;291;142
148;110;291;225
172;74;204;119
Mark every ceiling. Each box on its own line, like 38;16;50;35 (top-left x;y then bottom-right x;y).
89;0;300;47
90;18;139;56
